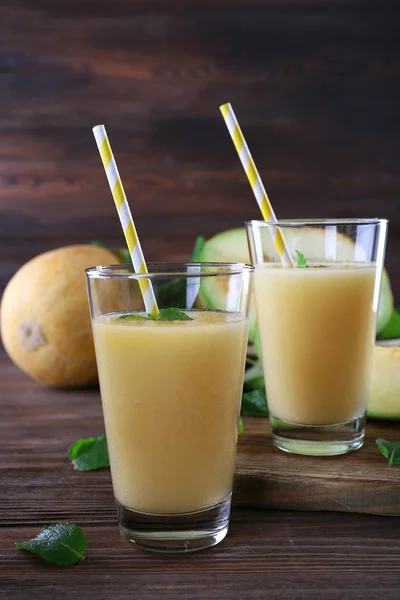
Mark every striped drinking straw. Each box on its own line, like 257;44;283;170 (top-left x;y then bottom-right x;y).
92;125;159;318
220;103;294;267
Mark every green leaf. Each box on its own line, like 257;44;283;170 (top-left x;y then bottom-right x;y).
377;309;400;341
16;523;87;567
376;439;400;467
91;241;131;264
111;247;131;264
158;279;187;309
117;313;146;321
191;236;206;262
68;434;109;471
238;417;244;435
296;250;308;268
241;388;269;417
156;308;193;321
156;237;207;310
91;240;109;250
243;361;265;391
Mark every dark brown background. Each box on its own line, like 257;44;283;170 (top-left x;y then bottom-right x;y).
1;0;399;297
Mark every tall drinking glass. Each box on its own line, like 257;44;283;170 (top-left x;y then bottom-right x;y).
246;219;388;456
86;262;253;552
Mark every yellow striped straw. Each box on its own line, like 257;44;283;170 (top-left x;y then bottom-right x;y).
220;103;294;267
92;125;159;318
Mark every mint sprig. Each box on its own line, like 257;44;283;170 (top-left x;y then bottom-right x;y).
296;250;308;268
16;523;87;567
155;308;192;321
91;241;131;264
118;308;192;322
243;361;264;390
118;313;146;321
241;389;269;417
376;439;400;467
68;434;109;471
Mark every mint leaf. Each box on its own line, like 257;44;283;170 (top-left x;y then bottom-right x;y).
91;240;109;250
241;388;269;417
158;279;187;309
68;434;109;471
157;238;205;310
296;250;308;268
376;439;400;467
118;313;146;320
91;241;131;264
111;247;131;264
156;308;192;321
243;361;265;391
377;309;400;340
191;236;206;261
16;523;87;567
157;237;206;309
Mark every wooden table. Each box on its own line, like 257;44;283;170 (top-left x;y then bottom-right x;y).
1;351;400;599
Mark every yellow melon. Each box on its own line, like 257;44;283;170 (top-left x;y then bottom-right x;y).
0;244;118;387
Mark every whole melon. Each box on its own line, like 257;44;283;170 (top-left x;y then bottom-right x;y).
0;245;118;387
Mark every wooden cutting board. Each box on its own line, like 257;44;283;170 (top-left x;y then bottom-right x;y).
233;417;400;516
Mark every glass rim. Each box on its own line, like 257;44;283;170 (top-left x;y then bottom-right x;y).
85;261;255;280
245;218;388;227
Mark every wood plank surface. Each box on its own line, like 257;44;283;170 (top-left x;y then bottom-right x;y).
1;514;400;600
0;0;399;297
1;353;400;599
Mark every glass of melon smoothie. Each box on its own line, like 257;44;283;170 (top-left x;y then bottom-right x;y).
246;219;388;456
86;262;253;552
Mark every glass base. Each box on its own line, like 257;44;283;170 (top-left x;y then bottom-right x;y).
270;414;366;456
116;495;231;553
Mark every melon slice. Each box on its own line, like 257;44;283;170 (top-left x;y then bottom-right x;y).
198;228;393;337
367;346;400;419
197;229;257;339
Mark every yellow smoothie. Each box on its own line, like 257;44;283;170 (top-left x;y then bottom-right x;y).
92;310;248;514
254;263;377;425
